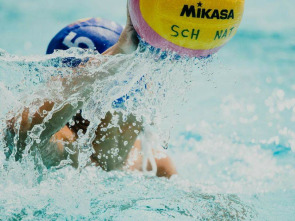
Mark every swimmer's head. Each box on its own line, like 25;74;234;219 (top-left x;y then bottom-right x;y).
46;17;123;55
46;18;124;131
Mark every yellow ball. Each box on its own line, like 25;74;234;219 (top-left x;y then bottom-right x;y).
129;0;245;57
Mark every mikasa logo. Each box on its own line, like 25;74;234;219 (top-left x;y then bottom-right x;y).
180;2;234;20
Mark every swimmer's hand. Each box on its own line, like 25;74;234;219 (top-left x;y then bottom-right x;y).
103;4;138;55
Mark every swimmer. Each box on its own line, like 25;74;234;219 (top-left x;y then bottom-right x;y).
5;8;176;178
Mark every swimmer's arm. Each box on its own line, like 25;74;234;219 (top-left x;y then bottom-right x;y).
7;100;82;151
102;5;138;55
7;7;139;153
36;5;139;138
45;7;139;134
7;50;134;150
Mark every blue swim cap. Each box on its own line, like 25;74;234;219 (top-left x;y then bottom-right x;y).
47;17;128;107
46;17;123;54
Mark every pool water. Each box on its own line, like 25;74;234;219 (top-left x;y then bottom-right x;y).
0;0;295;220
